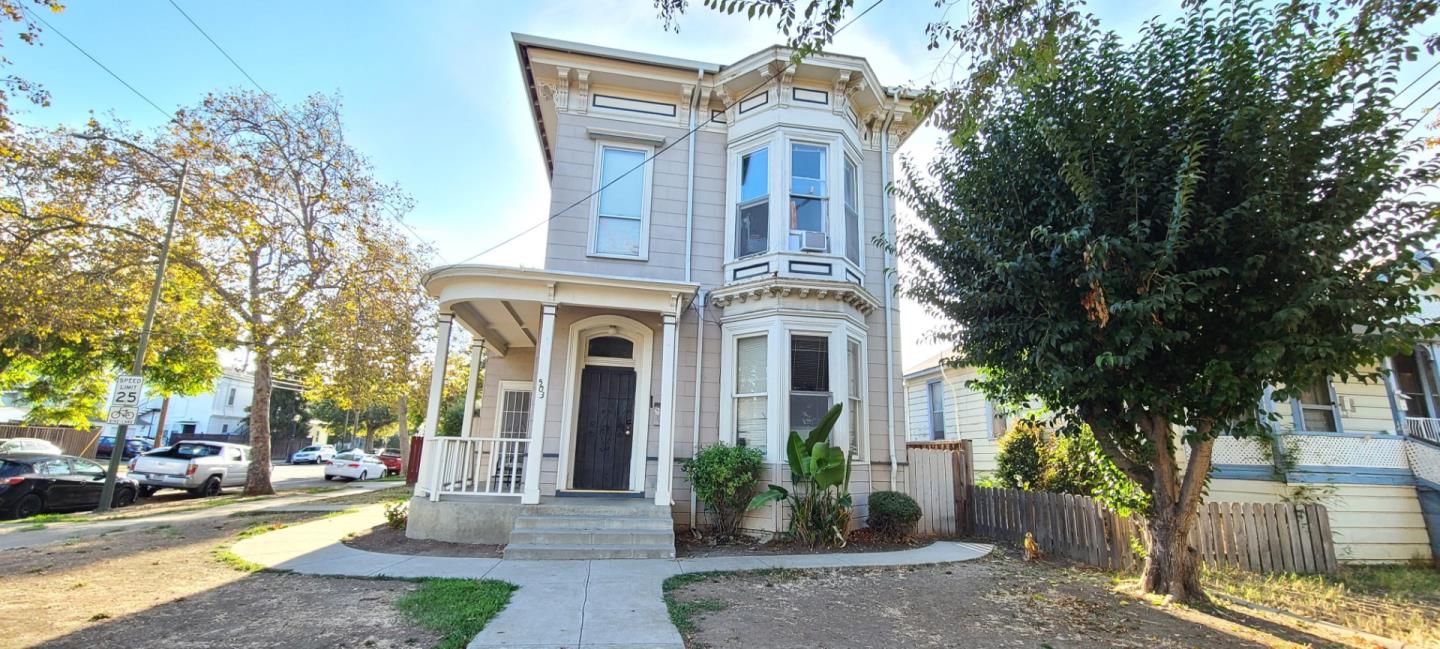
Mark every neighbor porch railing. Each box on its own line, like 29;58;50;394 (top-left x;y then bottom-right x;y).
424;436;528;499
1404;417;1440;445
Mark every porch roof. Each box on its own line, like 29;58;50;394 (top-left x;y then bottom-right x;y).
423;264;698;356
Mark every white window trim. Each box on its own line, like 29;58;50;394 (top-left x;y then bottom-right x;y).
733;141;773;261
723;128;865;281
588;140;654;261
720;314;867;463
847;335;869;463
492;380;533;438
786;139;831;253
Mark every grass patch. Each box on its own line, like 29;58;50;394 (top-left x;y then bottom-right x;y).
665;596;728;636
21;512;88;524
212;546;265;572
394;578;516;649
1205;564;1440;646
19;522;46;532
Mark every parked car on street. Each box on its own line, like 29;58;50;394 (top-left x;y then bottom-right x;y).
0;438;63;455
127;441;250;497
323;451;386;482
377;448;402;476
0;452;139;518
289;444;336;465
97;435;154;460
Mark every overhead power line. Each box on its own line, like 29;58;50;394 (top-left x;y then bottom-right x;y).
163;0;438;254
437;0;889;269
20;4;173;122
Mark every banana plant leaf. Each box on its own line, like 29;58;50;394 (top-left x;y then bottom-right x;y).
747;484;788;511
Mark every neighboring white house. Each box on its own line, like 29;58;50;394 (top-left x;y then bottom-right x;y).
903;349;1440;564
407;35;921;557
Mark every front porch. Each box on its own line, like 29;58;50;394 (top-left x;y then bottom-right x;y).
407;493;676;559
407;264;697;555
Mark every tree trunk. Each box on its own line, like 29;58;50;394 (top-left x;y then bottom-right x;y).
244;350;275;496
152;396;170;446
1134;415;1215;603
364;417;377;453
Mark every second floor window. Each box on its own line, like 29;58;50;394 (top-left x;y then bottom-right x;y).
593;145;649;258
844;157;860;265
1295;379;1340;432
789;143;828;251
737;147;769;258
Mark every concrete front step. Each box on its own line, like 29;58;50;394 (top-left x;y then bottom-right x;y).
509;527;674;546
503;542;676;560
512;514;674;530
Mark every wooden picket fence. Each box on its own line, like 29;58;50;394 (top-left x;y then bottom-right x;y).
969;487;1337;574
0;424;101;458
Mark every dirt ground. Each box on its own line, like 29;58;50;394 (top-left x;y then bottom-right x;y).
676;529;932;558
0;508;437;649
668;548;1383;649
344;523;503;558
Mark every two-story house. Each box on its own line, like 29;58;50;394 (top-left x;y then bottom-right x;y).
405;34;920;559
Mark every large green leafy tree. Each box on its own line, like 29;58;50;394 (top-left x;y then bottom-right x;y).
894;0;1440;601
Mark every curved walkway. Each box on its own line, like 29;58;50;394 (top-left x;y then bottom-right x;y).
233;505;994;649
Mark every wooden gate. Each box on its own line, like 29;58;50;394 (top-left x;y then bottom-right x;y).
904;440;973;536
0;425;101;458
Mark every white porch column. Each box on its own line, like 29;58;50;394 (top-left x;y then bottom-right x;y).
655;310;679;506
460;342;484;437
416;312;454;499
521;304;557;504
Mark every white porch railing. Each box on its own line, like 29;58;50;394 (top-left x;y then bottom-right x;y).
425;436;529;499
1404;417;1440;445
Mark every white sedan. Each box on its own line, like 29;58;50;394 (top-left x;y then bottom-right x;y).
0;438;63;455
323;451;387;481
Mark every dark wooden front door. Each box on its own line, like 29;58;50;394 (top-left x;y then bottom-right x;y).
573;366;637;490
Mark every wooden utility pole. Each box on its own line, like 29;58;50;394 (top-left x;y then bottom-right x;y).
152;396;170;446
97;161;190;513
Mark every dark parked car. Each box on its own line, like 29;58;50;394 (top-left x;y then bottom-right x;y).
0;452;139;519
97;435;154;460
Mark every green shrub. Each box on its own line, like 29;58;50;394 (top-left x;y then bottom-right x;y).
867;490;921;539
995;416;1048;490
994;416;1149;516
682;443;765;538
383;500;409;531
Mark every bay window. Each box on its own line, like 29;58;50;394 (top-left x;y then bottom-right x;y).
789;335;831;432
844;157;860;265
736;147;769;258
734;334;768;452
788;143;828;251
592;144;650;258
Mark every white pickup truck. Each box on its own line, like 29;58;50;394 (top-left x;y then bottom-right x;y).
128;441;250;497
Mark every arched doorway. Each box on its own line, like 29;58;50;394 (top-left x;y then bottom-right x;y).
559;316;653;492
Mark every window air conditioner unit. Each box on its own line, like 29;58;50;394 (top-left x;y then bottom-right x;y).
800;231;828;252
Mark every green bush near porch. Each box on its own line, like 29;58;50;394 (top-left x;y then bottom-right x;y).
682;443;765;538
866;491;921;539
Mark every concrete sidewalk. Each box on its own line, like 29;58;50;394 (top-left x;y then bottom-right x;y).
231;506;994;649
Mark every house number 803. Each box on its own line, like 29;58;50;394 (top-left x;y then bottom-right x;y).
536;379;545;398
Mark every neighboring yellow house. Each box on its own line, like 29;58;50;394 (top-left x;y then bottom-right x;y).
904;349;1440;564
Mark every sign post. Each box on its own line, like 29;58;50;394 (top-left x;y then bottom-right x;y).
96;161;189;513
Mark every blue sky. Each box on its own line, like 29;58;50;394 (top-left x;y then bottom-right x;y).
8;1;1434;364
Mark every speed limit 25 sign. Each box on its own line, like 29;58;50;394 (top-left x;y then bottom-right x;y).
106;375;144;425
